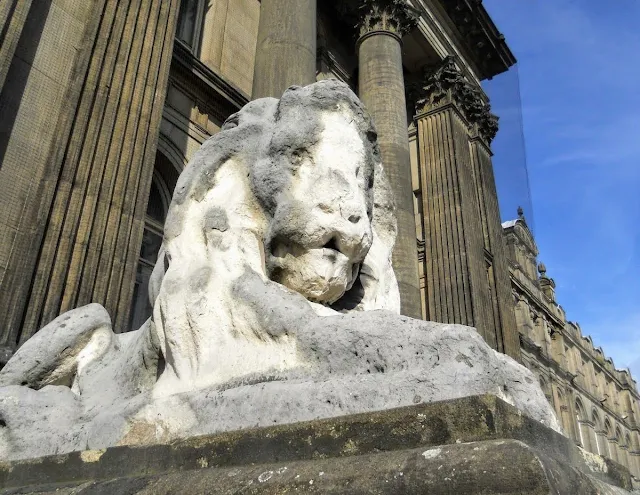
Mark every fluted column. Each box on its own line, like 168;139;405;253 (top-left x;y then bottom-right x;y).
0;0;182;348
469;128;520;358
412;57;519;359
252;0;317;98
355;2;421;318
0;0;34;91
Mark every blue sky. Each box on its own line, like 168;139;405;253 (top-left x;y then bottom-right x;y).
482;1;640;378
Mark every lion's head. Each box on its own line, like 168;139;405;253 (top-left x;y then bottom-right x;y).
254;85;379;304
150;80;399;392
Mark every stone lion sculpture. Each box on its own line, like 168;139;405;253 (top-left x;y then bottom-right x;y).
0;80;559;461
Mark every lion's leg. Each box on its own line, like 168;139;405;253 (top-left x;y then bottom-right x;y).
0;304;114;390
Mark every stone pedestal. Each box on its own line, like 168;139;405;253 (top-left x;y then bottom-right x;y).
251;0;317;98
356;6;421;319
0;395;632;494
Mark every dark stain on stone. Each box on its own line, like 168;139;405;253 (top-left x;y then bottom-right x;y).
484;409;495;432
427;416;451;446
204;207;229;232
455;352;474;367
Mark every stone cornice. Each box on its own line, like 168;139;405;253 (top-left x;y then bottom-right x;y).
520;335;571;382
433;0;516;79
511;276;564;330
338;0;419;39
171;40;249;121
411;56;498;144
578;419;595;427
316;46;353;85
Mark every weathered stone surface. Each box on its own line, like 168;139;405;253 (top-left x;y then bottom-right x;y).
0;81;557;464
3;441;626;495
0;397;631;494
0;310;561;461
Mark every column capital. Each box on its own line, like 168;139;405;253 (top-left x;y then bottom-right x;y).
411;56;499;144
340;0;419;39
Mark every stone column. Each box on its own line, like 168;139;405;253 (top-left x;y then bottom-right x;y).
0;0;34;91
411;57;519;359
469;123;521;359
355;2;422;318
252;0;317;99
0;0;181;349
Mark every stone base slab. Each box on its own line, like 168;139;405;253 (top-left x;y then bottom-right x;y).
0;395;632;494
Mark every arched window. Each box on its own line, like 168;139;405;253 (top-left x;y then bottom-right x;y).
602;418;614;460
615;426;626;467
575;398;593;451
622;433;632;469
129;152;179;330
625;434;632;455
591;410;603;455
538;376;547;394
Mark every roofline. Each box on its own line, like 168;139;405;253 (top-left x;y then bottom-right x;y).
434;0;517;80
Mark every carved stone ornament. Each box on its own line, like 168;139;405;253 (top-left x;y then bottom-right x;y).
338;0;419;38
412;56;499;144
0;80;559;461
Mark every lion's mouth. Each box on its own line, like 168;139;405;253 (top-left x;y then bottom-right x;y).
267;238;362;305
321;237;344;260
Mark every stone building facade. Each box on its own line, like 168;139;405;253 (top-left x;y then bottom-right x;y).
504;211;640;477
0;0;637;479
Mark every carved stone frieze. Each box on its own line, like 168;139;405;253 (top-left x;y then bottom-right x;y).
338;0;419;39
411;56;499;144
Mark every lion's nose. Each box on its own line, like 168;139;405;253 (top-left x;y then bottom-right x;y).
323;229;370;262
316;194;370;259
324;218;371;261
